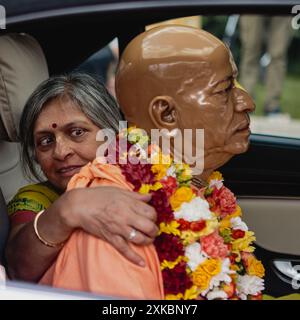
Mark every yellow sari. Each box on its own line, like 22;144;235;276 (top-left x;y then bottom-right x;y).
7;182;59;225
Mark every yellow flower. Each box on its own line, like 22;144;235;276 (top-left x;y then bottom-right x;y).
183;286;200;300
162;154;173;165
159;221;181;236
192;267;212;291
180;230;198;246
219;219;231;230
219;206;242;228
161;256;187;270
180;163;192;178
151;164;168;180
151;152;172;180
152;182;163;191
200;259;222;276
166;287;200;300
230;264;241;272
247;256;265;278
192;259;222;292
151;152;172;165
165;293;183;300
139;182;162;194
180;219;218;245
197;218;219;237
175;163;192;182
232;231;256;252
139;184;151;194
127;126;137;133
169;186;195;210
208;171;223;183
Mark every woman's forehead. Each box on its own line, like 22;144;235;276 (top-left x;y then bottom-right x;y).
34;98;89;130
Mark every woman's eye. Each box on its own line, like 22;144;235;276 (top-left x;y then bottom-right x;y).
39;136;53;146
70;128;86;137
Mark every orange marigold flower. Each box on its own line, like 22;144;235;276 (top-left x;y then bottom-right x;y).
170;186;194;211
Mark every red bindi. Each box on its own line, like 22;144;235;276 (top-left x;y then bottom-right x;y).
52;123;57;129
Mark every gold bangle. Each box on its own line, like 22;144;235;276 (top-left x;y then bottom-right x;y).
33;210;65;248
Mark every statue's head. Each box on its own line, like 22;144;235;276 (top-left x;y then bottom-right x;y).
116;25;255;177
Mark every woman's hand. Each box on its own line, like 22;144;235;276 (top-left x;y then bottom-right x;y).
60;186;158;266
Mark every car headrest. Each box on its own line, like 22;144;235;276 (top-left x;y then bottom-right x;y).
0;33;49;142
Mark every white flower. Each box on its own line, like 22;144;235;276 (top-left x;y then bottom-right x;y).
206;289;228;300
185;242;207;271
236;275;265;300
204;258;235;294
174;197;212;222
209;178;223;190
166;165;176;177
230;217;248;231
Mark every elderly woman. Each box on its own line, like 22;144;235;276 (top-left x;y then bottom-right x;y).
5;73;158;282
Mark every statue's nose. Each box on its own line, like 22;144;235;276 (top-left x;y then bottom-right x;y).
232;87;256;113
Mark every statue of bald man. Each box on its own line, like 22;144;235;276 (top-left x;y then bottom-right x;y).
116;25;255;182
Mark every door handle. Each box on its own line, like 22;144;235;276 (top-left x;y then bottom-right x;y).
273;260;300;286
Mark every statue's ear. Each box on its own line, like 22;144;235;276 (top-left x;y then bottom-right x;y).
149;96;177;130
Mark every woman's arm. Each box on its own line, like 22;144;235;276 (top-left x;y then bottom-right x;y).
5;198;73;282
6;186;158;282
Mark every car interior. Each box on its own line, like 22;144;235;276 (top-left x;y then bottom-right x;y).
0;33;49;263
0;0;299;297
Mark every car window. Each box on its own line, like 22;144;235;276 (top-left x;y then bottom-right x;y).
76;38;119;97
148;14;300;139
76;14;300;139
201;14;300;139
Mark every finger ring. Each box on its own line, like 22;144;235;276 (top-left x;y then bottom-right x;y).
128;229;137;241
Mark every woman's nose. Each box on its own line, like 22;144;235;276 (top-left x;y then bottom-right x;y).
232;87;256;113
53;137;73;160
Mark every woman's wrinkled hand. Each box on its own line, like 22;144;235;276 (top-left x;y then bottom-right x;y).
59;186;158;267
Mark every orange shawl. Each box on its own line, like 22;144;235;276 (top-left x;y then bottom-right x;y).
40;158;164;299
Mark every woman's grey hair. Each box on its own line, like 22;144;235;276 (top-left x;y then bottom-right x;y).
19;72;124;181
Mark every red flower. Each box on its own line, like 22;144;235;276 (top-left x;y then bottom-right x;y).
160;176;178;197
229;253;238;264
154;233;184;262
206;186;237;218
249;293;263;300
120;162;155;191
162;262;193;295
232;229;245;239
190;220;206;232
150;189;174;224
178;219;191;231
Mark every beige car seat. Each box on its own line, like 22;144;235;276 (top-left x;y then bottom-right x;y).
0;33;48;260
0;33;49;203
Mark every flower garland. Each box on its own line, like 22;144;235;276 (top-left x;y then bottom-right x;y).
111;127;265;300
